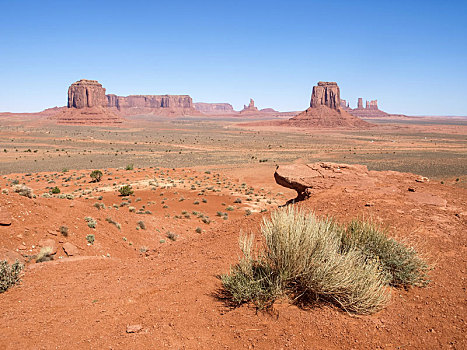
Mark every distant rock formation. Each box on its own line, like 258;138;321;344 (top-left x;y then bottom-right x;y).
49;79;123;125
68;79;107;109
310;81;340;109
240;99;259;114
342;98;389;118
107;94;199;116
193;102;235;114
260;108;279;113
287;82;370;128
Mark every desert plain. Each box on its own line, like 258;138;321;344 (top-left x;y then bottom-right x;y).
0;103;466;349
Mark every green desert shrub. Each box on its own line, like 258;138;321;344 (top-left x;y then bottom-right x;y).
90;170;103;182
85;216;97;228
86;234;95;245
119;185;134;196
50;186;60;194
0;260;23;293
220;207;429;314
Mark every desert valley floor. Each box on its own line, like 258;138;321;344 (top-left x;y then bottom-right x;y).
0;114;466;349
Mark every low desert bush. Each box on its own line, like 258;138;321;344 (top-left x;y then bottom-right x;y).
50;186;60;194
119;185;134;196
86;234;95;245
220;207;429;314
59;225;69;237
85;216;97;228
90;170;103;182
0;260;23;293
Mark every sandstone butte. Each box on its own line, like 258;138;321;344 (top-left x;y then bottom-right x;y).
287;81;371;128
49;79;124;125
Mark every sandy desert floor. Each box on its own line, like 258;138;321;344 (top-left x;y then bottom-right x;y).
0;114;466;349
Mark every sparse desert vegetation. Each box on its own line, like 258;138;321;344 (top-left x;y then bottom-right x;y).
221;207;429;314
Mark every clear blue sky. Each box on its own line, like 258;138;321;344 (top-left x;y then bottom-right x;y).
1;0;466;115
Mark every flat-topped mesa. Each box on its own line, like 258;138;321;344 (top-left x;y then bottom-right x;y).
68;79;107;109
106;94;198;116
310;82;340;110
193;102;235;114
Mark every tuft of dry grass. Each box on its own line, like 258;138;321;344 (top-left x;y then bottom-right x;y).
221;207;429;314
36;247;54;263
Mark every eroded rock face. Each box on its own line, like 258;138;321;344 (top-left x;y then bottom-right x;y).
49;79;124;125
274;162;370;200
310;82;340;109
68;80;107;109
106;94;199;116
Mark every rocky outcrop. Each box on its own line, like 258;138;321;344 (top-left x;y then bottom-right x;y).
310;82;340;109
240;99;259;114
288;82;371;128
345;98;389;118
68;79;107;109
50;80;124;125
107;94;199;116
193;102;235;114
274;162;370;200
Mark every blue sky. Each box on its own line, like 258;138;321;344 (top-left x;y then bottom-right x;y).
1;0;466;115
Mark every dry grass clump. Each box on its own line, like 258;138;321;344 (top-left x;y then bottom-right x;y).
13;185;34;198
221;207;429;314
36;247;54;263
0;260;23;293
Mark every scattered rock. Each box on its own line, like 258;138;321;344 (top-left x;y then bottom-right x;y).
0;206;12;226
408;187;416;192
38;239;57;255
408;192;447;207
62;243;79;256
0;248;25;265
126;324;143;333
